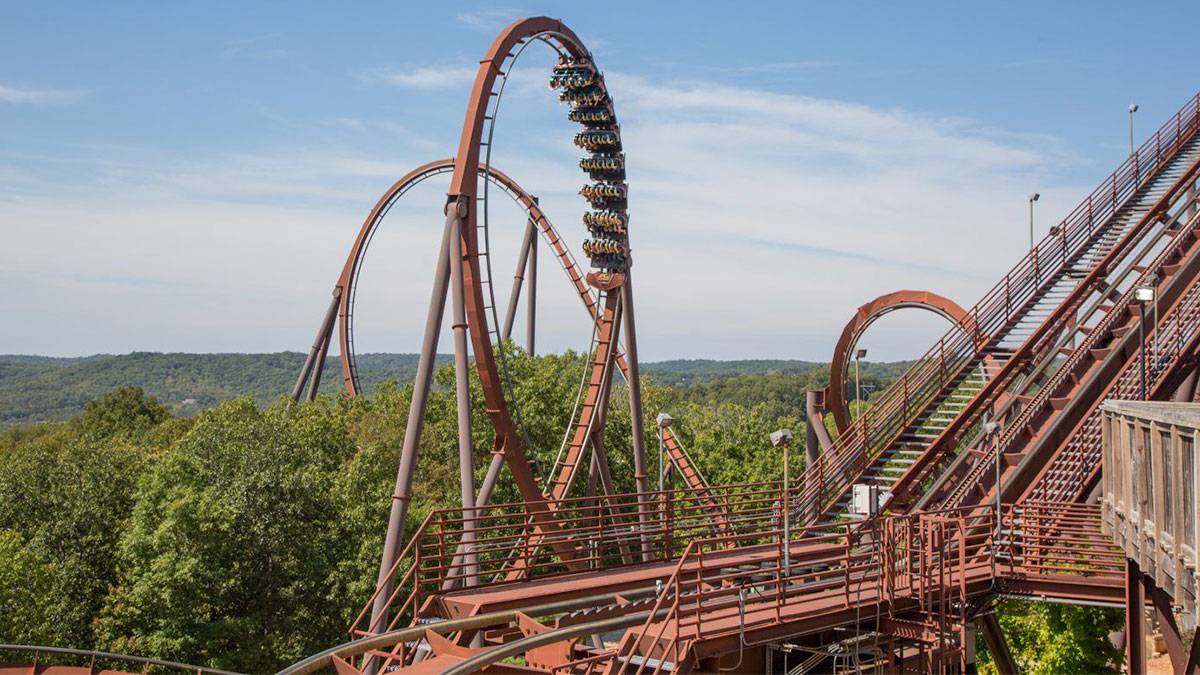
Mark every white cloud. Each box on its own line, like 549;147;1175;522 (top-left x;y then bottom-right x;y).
0;83;84;105
456;8;524;31
356;65;479;91
0;68;1096;361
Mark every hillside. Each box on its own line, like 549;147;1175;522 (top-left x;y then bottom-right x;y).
0;352;911;426
0;352;436;425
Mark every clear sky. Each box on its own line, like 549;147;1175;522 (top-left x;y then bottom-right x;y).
2;1;1196;361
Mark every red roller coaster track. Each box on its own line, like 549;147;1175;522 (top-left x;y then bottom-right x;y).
13;14;1200;675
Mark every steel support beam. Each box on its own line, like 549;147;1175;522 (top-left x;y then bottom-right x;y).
1127;559;1146;675
976;613;1018;675
448;204;478;589
501;218;536;345
368;200;456;634
805;390;832;457
292;288;341;402
306;327;333;402
527;220;537;356
1147;576;1188;674
619;275;653;560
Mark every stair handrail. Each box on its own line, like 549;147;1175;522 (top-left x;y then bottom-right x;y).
943;140;1200;507
348;509;438;640
788;91;1200;525
1029;226;1200;501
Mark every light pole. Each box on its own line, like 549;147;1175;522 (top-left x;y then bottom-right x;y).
1028;192;1040;250
1135;283;1156;400
656;413;674;556
1129;103;1139;157
854;348;867;419
982;419;1002;580
983;421;1001;541
771;428;794;577
655;413;674;493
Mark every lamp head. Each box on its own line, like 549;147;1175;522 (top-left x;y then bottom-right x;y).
655;413;674;429
770;429;794;448
1129;103;1139;113
1134;285;1156;303
1029;192;1040;203
855;348;868;359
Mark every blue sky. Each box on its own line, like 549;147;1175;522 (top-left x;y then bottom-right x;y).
1;1;1196;361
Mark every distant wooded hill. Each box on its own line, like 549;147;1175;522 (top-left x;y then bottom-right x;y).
0;352;912;426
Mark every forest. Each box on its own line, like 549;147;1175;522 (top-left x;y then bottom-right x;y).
0;352;886;426
0;349;1121;673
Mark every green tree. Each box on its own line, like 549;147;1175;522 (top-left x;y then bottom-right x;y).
0;529;58;645
978;601;1124;674
0;387;171;648
95;398;356;671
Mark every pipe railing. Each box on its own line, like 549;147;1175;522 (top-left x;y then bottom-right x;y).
946;181;1200;507
1031;233;1200;501
789;91;1200;526
611;501;1121;673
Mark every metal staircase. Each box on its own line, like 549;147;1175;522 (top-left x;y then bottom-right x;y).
792;92;1200;532
902;134;1200;510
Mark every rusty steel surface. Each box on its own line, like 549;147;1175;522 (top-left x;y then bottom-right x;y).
0;645;242;675
250;20;1200;675
920;134;1200;511
782;92;1200;536
338;16;652;649
291;157;611;397
919;125;1200;510
826;289;970;434
333;500;1123;674
442;14;642;513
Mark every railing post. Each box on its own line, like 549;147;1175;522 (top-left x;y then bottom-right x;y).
436;522;447;587
1004;275;1011;320
844;523;852;608
663;489;673;561
411;543;421;635
694;547;704;632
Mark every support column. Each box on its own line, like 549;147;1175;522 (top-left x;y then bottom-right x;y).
976;613;1017;675
1127;559;1146;675
501;219;536;344
804;390;829;463
448;205;478;589
292;287;341;402
474;452;505;510
619;275;653;561
439;450;505;594
1147;578;1188;674
367;198;458;635
527;219;537;357
1173;360;1200;402
1186;627;1200;674
306;328;333;402
805;390;832;520
585;342;635;566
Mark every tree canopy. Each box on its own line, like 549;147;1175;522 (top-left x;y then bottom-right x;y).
0;358;1122;672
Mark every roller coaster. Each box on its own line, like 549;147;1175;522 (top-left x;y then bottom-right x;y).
9;14;1200;675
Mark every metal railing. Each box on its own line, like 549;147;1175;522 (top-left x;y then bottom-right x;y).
0;644;242;675
789;91;1200;526
1030;234;1200;501
349;480;793;642
947;179;1200;507
610;501;1122;673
